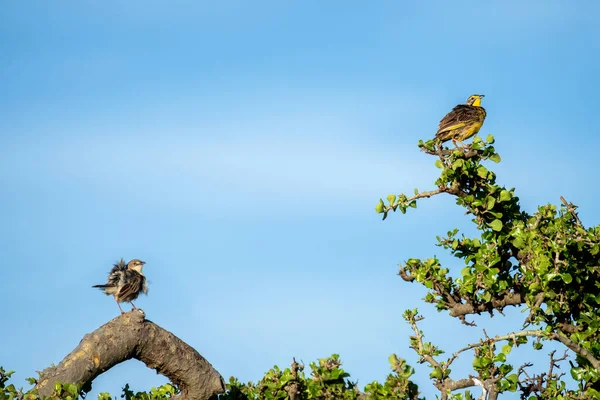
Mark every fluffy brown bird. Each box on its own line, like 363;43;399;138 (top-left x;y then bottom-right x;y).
93;258;148;314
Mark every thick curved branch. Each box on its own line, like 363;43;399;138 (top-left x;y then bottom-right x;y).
550;332;600;370
35;310;225;400
448;292;525;318
408;312;600;399
450;329;600;370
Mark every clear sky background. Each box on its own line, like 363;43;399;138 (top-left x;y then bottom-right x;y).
1;1;599;399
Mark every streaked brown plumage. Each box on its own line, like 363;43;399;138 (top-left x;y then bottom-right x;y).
93;258;148;314
435;94;487;144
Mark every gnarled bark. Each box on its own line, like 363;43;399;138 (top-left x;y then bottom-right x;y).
35;310;225;400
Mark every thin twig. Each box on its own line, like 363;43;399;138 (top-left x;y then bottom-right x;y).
408;315;442;369
383;187;452;214
560;196;582;226
524;293;545;325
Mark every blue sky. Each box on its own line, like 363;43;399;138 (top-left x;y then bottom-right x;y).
1;1;599;399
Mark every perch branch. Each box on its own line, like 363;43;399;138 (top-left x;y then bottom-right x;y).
35;310;225;400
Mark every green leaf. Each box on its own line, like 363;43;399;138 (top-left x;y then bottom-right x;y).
561;273;573;284
477;165;488;178
489;219;503;231
489;153;501;163
486;134;495;144
65;384;79;397
501;344;512;355
585;388;600;397
429;367;443;380
480;357;492;367
452;159;464;170
376;200;385;213
486;196;496;210
571;367;585;380
435;160;444;169
512;236;525;249
482;291;492;302
499;190;511;202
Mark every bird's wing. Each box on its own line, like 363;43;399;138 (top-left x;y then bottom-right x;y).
117;271;146;302
436;105;480;135
106;259;127;286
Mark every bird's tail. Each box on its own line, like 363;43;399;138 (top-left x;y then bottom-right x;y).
92;284;117;295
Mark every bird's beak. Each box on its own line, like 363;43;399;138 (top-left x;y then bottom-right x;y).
141;261;146;265
479;94;485;98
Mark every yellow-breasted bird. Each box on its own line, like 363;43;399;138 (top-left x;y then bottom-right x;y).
434;94;486;145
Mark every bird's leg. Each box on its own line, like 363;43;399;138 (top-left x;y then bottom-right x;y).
454;139;468;150
116;298;125;314
130;301;137;310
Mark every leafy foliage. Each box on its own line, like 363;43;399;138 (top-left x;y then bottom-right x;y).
220;354;421;400
0;368;178;400
376;136;600;399
1;357;420;400
98;383;178;400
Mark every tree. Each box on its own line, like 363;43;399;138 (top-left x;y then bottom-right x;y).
375;136;600;399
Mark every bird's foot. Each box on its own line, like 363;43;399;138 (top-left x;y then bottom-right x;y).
453;140;469;151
